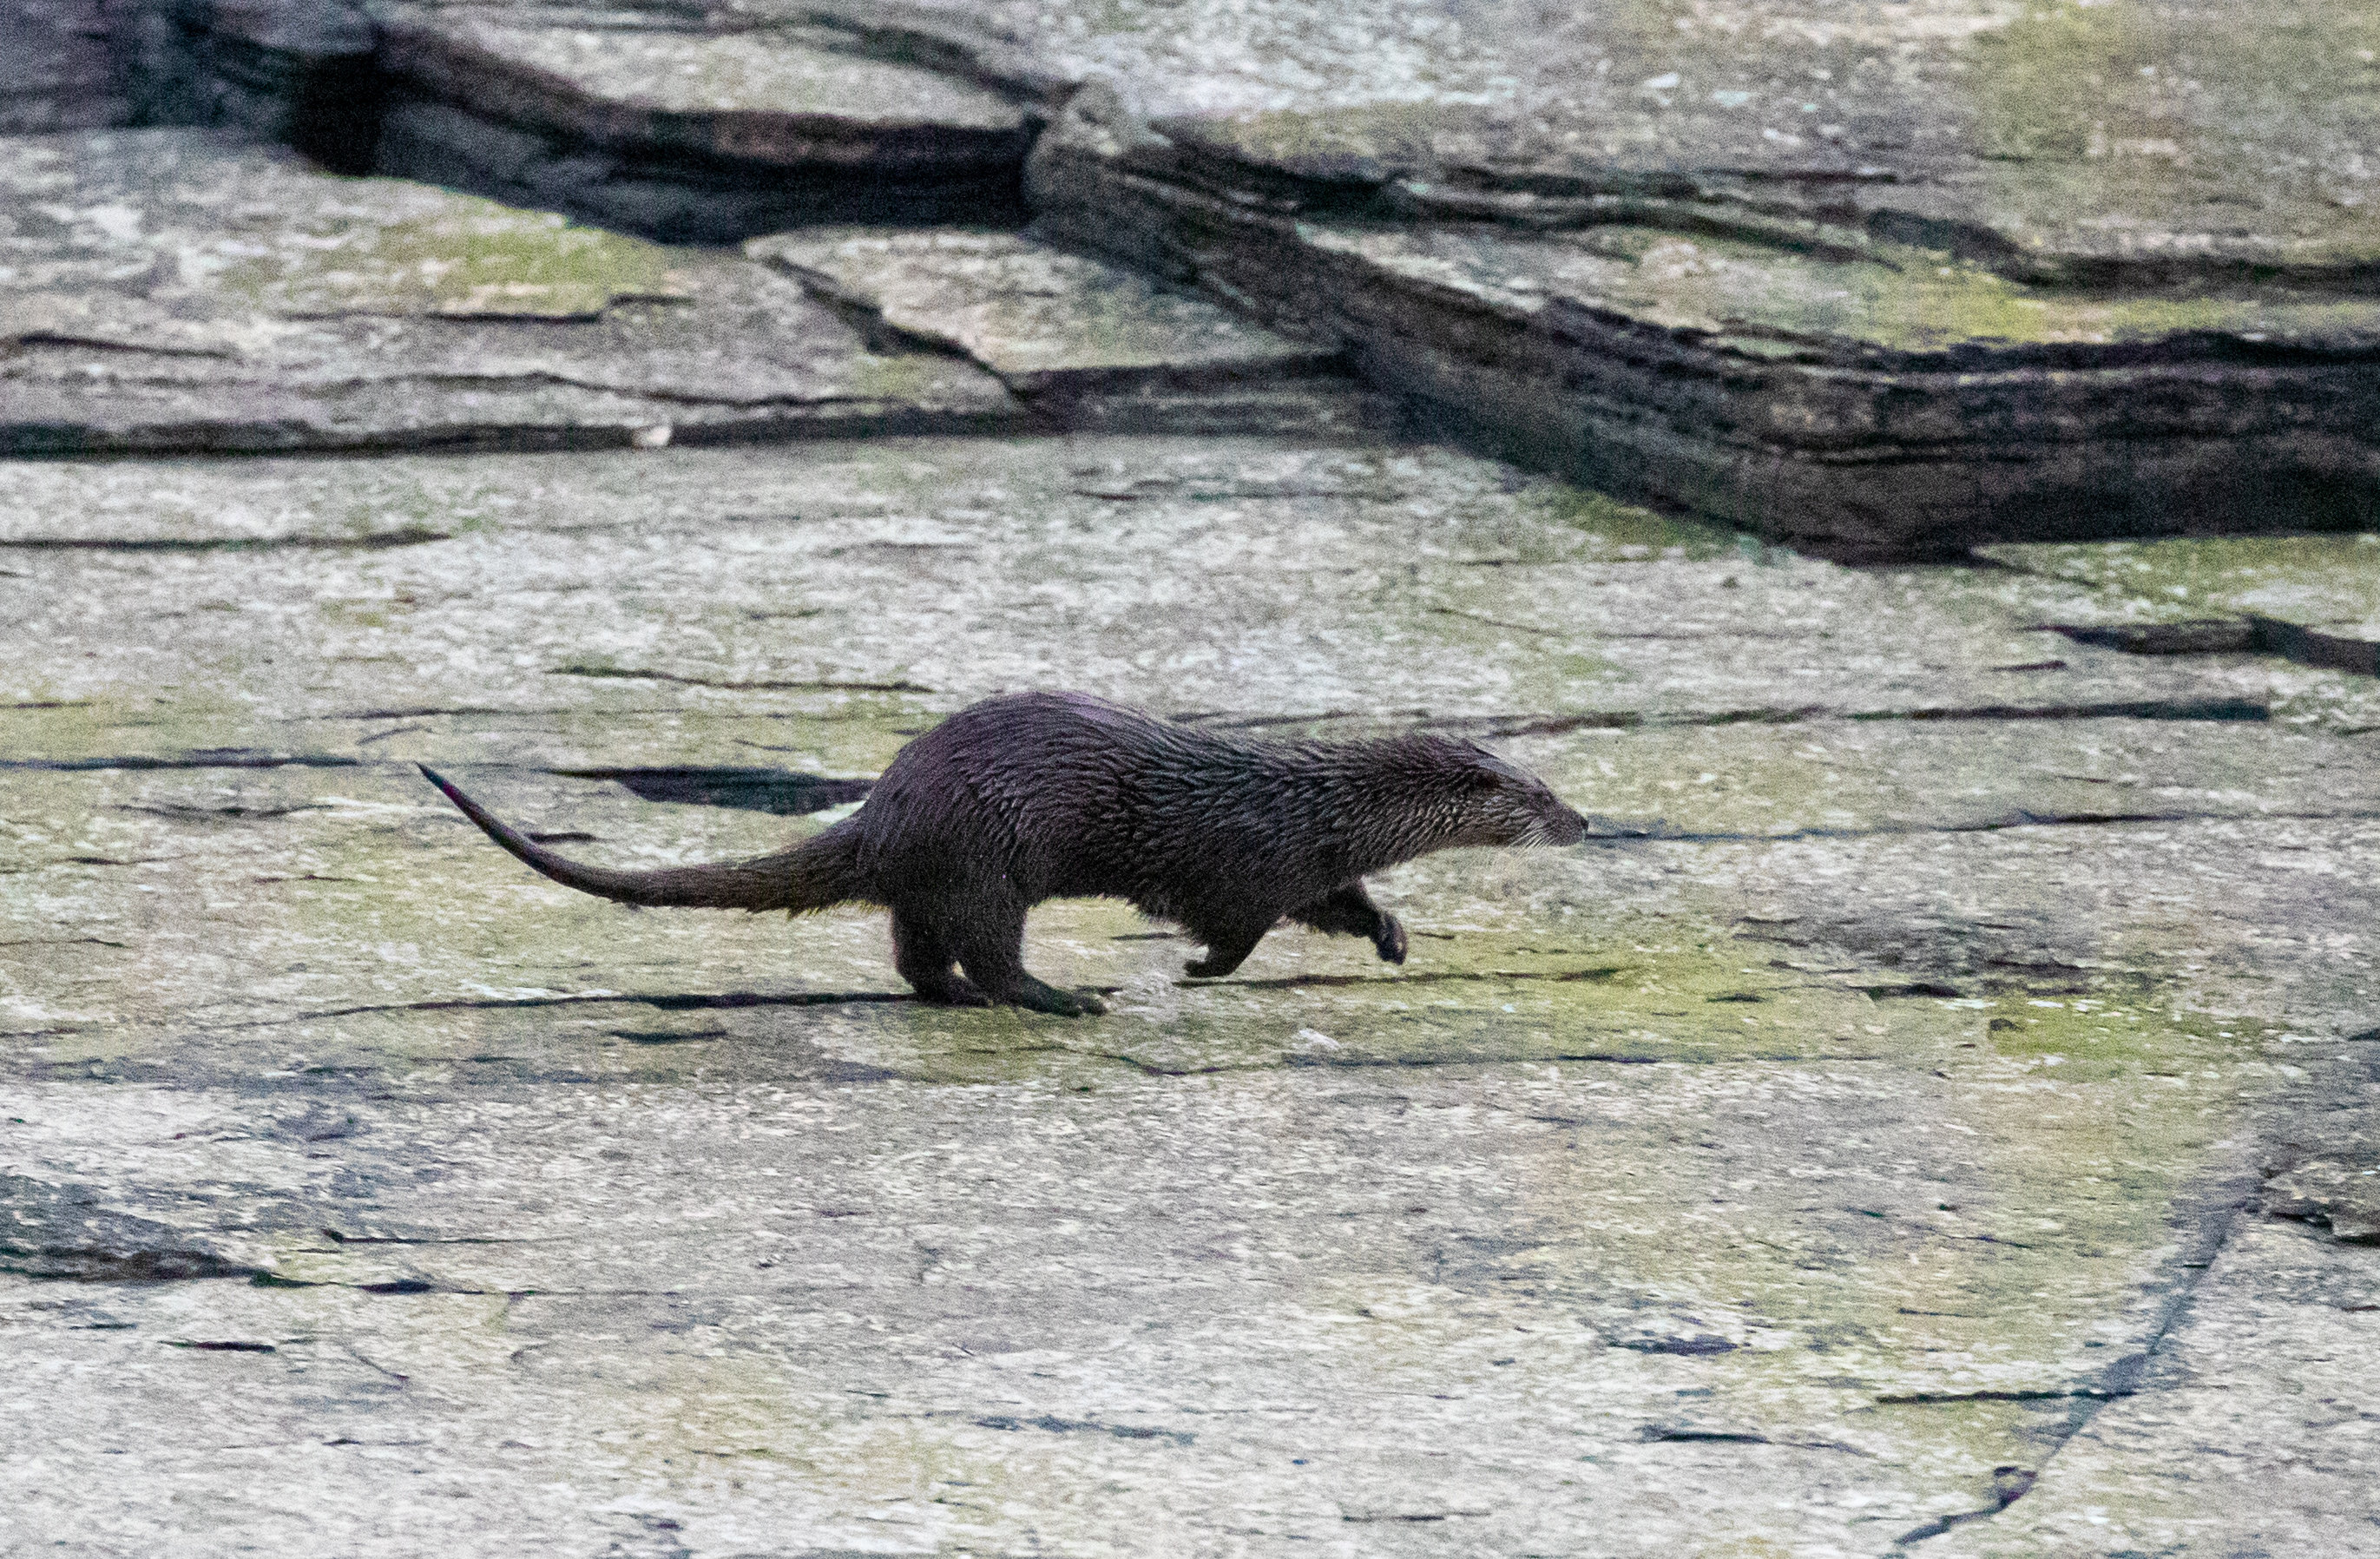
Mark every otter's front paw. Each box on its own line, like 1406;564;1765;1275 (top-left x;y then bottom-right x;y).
1373;912;1408;965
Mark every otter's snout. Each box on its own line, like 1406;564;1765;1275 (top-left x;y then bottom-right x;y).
1545;803;1591;846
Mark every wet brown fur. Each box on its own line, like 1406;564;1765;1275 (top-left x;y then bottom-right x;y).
422;691;1589;1016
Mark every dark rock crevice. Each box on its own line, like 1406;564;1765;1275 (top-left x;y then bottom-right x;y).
1177;698;2271;740
227;988;914;1029
1892;1465;2043;1547
971;1413;1193;1448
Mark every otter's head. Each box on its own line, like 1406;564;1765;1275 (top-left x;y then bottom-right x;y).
1424;740;1591;850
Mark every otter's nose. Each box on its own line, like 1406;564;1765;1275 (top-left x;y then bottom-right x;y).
1555;805;1591;845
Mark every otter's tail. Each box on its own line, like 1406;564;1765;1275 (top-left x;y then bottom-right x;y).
420;765;865;912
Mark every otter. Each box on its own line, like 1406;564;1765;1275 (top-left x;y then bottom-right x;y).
420;690;1589;1016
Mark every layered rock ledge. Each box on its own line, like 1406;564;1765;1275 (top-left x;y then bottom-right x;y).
12;0;2380;552
1024;27;2380;555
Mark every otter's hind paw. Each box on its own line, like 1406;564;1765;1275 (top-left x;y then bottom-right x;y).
1003;977;1107;1017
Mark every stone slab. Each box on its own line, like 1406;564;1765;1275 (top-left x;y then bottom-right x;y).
0;129;1021;454
746;226;1375;433
1026;85;2380;556
748;227;1339;391
372;3;1038;240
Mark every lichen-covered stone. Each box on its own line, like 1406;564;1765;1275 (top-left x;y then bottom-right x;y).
0;129;1021;453
1932;1213;2380;1556
855;0;2380;277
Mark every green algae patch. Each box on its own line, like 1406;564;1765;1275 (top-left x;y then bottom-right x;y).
1976;997;2258;1077
212;200;687;319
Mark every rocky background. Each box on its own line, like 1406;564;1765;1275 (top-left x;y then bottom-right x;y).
3;3;2378;1555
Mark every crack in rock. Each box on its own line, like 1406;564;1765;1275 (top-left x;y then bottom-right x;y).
1876;1388;2119;1405
1614;1334;1739;1356
2049;621;2262;656
1893;1466;2041;1545
321;1229;520;1247
118;801;328;822
1215;966;1627;991
1640;1426;1872;1455
1174;699;2269;740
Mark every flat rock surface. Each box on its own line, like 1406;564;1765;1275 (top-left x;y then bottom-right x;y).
4;431;2379;1553
748;227;1339;390
0;129;1020;453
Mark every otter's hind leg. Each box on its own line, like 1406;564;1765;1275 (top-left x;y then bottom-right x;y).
1289;881;1407;965
951;897;1106;1017
1182;911;1275;980
892;905;990;1008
